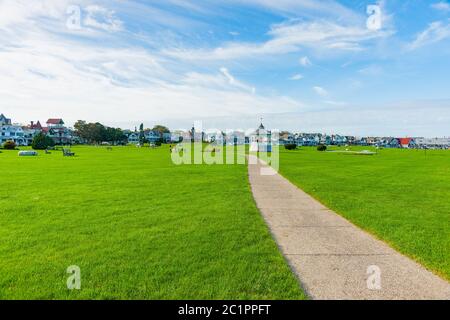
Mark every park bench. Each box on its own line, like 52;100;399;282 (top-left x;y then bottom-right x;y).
62;148;75;157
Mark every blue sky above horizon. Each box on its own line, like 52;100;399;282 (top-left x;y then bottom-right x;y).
0;0;449;136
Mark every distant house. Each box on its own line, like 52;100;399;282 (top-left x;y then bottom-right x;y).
43;118;72;144
365;137;377;146
0;114;28;146
144;130;161;143
415;138;450;149
296;133;320;146
0;124;26;146
0;113;12;126
141;130;172;144
22;121;43;145
127;132;139;144
387;138;400;148
322;135;332;145
398;138;414;149
345;136;356;145
279;132;295;145
331;135;347;146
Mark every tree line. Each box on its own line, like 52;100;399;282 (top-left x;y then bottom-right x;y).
74;121;171;145
74;121;127;144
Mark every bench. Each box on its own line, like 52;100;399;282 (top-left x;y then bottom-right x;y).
63;148;75;157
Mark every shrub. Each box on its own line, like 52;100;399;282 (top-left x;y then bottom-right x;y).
317;144;327;151
284;144;297;150
32;133;55;150
3;140;16;150
155;140;162;147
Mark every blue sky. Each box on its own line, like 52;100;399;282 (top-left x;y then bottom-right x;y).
0;0;449;136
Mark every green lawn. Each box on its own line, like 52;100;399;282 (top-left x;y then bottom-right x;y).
278;146;450;280
0;146;305;299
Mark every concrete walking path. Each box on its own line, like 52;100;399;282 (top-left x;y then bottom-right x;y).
248;155;450;300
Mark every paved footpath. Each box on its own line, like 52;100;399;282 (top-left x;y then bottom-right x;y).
248;155;450;300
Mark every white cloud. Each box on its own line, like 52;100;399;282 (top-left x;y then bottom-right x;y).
0;0;71;29
0;14;298;127
183;71;230;89
408;20;450;50
431;2;450;12
323;100;347;106
289;74;304;80
313;86;328;97
299;56;312;67
232;0;362;22
83;5;123;32
165;20;392;61
358;65;383;76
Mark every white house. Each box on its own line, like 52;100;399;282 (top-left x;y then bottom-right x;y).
144;130;161;143
127;132;139;144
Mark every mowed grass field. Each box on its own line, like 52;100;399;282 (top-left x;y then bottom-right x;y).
278;146;450;280
0;146;305;300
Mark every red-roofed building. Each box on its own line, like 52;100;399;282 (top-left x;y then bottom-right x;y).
47;118;65;127
22;121;43;145
44;118;72;144
29;121;43;130
398;138;414;149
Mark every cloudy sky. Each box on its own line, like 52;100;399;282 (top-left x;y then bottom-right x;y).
0;0;449;136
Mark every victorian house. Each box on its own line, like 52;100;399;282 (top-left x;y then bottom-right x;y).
0;113;28;146
42;118;72;144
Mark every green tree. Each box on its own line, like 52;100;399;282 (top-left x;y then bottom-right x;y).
74;120;126;144
139;123;145;144
74;120;88;142
152;125;170;143
31;133;55;150
152;125;170;134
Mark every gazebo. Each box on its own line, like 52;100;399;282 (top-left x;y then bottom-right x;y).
249;122;272;152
